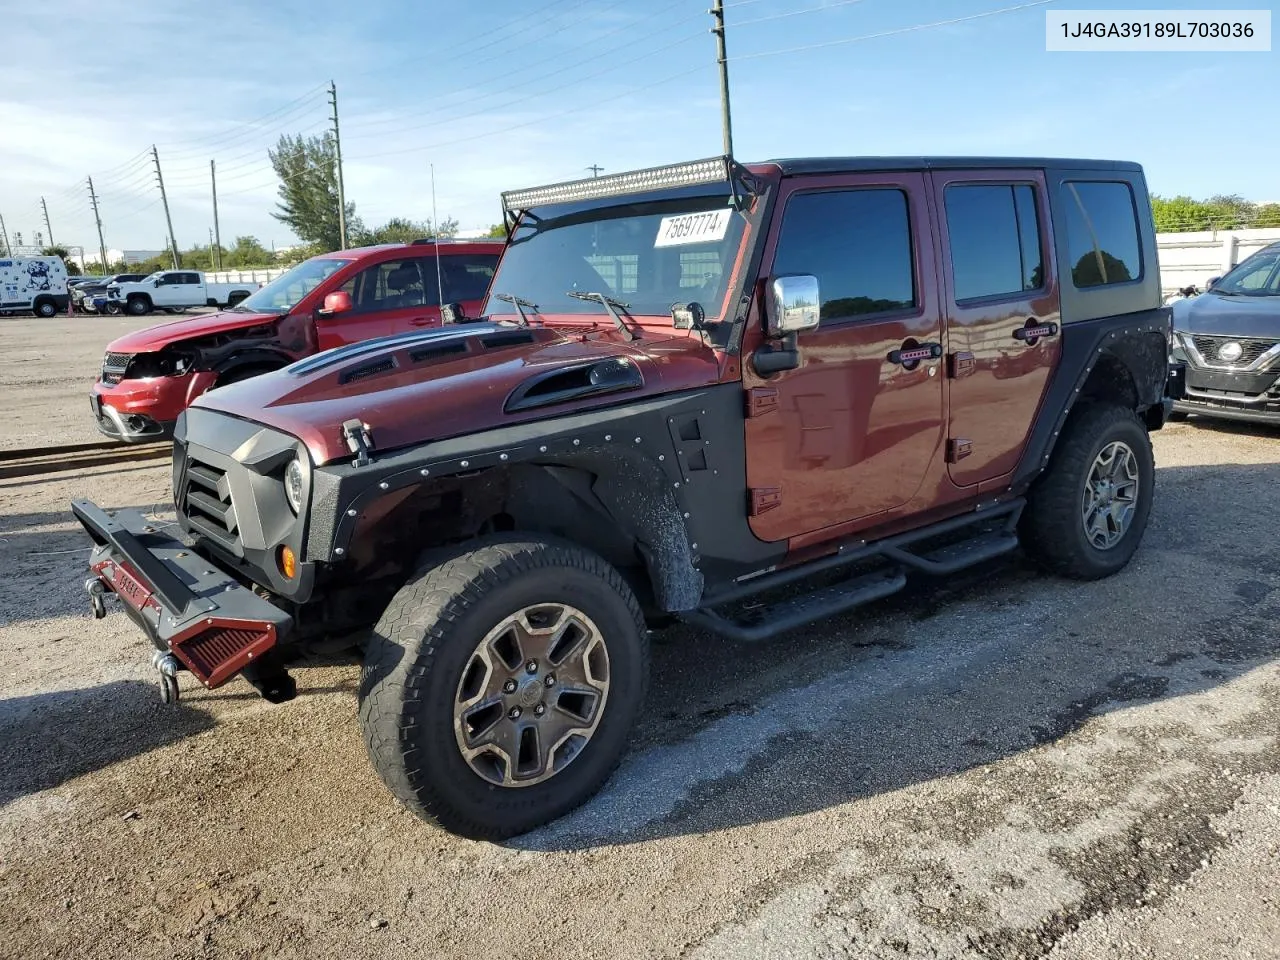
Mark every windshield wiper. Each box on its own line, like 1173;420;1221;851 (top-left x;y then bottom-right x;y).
493;292;538;326
566;291;639;341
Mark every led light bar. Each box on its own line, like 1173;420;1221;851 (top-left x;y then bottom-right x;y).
501;156;734;212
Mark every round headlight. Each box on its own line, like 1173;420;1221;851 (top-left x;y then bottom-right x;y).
284;457;305;514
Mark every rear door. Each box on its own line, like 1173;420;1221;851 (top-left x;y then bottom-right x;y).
744;172;946;542
932;170;1060;487
440;251;501;317
317;257;435;350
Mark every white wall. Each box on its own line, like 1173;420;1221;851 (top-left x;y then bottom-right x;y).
1157;227;1280;294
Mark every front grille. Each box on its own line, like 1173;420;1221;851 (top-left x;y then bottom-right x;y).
181;454;241;552
101;352;132;385
1189;336;1277;367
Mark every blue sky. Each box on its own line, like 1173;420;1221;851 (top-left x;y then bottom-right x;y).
0;0;1273;254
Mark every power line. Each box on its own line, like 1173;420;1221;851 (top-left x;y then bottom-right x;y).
732;0;875;28
341;0;588;84
732;0;1059;60
350;61;714;164
343;0;695;139
342;0;660;134
155;83;329;156
345;22;707;148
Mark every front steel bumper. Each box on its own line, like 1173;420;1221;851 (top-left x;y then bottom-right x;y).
72;500;293;689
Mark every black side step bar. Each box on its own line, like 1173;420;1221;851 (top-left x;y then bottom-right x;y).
681;499;1023;643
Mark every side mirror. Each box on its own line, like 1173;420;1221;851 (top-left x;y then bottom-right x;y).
1206;276;1221;290
319;290;353;315
440;301;465;324
153;278;162;287
767;275;821;338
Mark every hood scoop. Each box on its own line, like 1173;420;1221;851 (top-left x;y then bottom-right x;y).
505;357;643;413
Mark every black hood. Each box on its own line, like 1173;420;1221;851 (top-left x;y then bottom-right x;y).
1172;291;1280;339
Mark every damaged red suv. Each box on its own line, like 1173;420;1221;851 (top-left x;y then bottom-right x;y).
90;239;504;442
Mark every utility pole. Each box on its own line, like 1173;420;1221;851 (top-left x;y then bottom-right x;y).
87;177;108;271
328;81;348;250
210;159;222;270
587;164;604;178
40;197;55;247
710;0;734;158
0;212;9;257
152;145;180;269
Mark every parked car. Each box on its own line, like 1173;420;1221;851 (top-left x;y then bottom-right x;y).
0;255;69;317
74;273;148;311
88;240;504;441
1169;242;1280;424
102;270;259;316
74;156;1176;839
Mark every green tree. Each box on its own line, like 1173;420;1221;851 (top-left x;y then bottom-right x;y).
1256;204;1280;229
269;133;361;251
225;235;274;268
357;217;459;245
484;223;507;239
40;245;75;274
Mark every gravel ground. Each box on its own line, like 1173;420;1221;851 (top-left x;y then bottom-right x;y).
0;310;215;450
1;329;1278;959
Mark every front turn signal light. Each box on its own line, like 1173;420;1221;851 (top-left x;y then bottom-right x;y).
278;545;297;579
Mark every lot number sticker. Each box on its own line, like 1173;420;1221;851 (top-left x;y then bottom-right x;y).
655;210;732;247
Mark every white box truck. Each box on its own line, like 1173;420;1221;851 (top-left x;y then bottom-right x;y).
0;256;69;317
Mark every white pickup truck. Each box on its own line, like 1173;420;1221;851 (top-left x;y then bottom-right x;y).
105;270;260;316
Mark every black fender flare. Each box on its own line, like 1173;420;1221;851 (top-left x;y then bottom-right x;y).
1014;309;1171;490
305;388;784;612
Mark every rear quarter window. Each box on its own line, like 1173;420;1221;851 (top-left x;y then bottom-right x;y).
1063;181;1142;289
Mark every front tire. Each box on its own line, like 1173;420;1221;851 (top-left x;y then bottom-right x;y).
1020;403;1155;580
34;299;57;318
359;536;648;840
125;296;150;316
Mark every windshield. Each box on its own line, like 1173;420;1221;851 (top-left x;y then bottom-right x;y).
483;197;747;321
1215;248;1280;296
233;257;354;313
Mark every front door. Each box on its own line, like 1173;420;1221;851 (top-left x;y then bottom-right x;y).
931;171;1061;486
317;257;440;350
744;173;946;543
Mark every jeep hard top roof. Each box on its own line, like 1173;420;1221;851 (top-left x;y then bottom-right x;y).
767;156;1143;175
501;155;1144;215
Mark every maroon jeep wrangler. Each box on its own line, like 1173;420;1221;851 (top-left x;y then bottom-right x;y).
74;156;1178;839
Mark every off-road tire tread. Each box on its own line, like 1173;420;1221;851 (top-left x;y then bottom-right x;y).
1020;402;1154;580
358;535;647;840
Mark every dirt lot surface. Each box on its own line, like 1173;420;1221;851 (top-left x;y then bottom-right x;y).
0;311;214;450
1;324;1278;959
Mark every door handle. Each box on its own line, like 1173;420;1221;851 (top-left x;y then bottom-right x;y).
887;342;943;367
409;317;434;327
1012;320;1058;344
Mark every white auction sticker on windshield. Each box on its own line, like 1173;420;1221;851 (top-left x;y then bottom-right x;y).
654;209;732;247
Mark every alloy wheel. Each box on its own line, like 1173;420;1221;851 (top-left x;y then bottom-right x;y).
1081;440;1140;550
453;603;610;787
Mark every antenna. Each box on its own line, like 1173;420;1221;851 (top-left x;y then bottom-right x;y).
430;163;446;312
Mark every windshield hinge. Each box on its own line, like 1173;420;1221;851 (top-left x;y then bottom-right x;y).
342;419;375;467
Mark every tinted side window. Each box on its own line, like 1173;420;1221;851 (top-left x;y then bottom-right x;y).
441;253;499;302
1063;181;1142;288
945;184;1044;301
184;273;201;285
773;189;916;321
339;259;426;312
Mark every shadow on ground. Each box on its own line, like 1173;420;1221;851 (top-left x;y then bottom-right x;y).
510;460;1280;850
0;680;216;805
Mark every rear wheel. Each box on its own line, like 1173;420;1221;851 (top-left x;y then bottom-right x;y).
359;536;648;839
1020;403;1155;580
